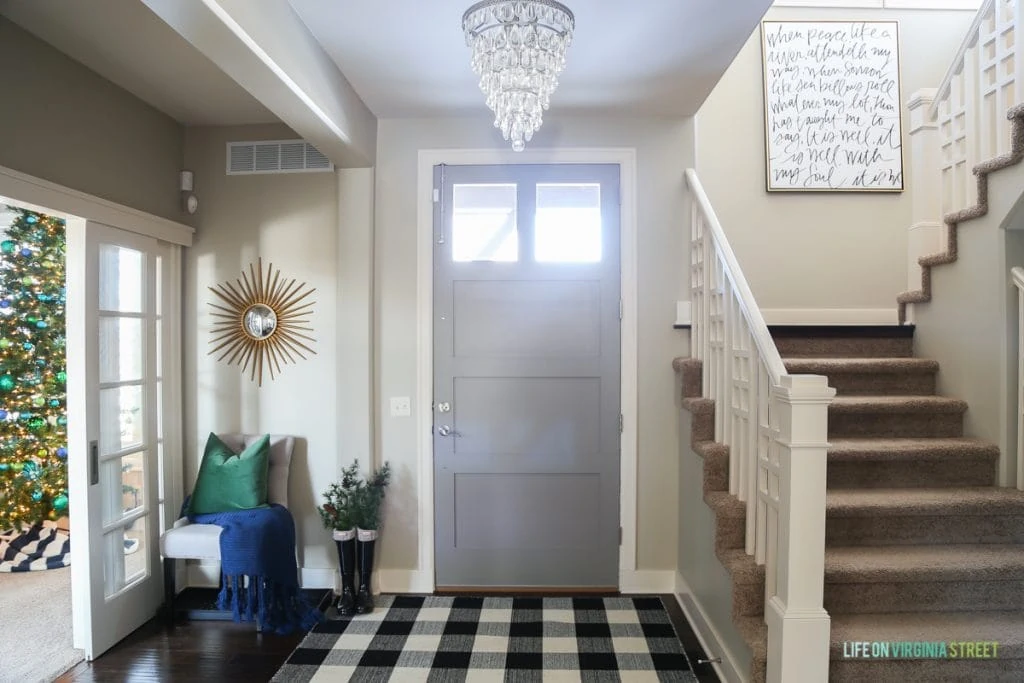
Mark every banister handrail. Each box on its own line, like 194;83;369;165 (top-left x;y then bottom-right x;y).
928;0;995;121
1012;266;1024;289
684;168;787;383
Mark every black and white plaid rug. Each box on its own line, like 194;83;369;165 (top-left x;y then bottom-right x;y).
273;595;699;681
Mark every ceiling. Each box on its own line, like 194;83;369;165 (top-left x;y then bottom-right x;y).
286;0;774;117
0;0;772;125
0;0;278;126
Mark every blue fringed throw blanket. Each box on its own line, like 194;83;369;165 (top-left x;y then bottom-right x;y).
189;504;321;635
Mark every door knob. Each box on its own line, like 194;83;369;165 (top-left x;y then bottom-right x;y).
437;425;460;437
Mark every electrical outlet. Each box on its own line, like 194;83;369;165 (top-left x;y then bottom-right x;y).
390;396;411;417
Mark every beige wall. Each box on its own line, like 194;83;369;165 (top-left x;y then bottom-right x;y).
182;124;341;576
696;6;975;313
374;116;693;573
0;17;185;223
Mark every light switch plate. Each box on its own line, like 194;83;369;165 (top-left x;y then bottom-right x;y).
390;396;411;417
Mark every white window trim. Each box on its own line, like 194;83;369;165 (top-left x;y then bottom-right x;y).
0;164;193;246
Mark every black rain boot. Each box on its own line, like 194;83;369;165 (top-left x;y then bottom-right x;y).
355;528;377;614
332;529;357;617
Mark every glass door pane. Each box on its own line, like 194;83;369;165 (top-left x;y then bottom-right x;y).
97;243;150;598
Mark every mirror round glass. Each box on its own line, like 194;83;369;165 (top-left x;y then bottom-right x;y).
242;304;277;340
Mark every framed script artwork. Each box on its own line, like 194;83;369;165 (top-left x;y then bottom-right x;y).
761;20;903;192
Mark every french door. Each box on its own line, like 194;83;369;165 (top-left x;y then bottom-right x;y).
67;221;170;659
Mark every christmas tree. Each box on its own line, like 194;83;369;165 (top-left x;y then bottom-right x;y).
0;207;68;530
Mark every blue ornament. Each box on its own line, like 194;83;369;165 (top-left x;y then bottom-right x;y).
35;321;47;329
0;463;8;471
31;490;42;501
26;216;37;224
36;294;48;302
19;248;30;257
0;300;9;309
0;410;6;420
22;342;33;350
23;461;39;479
56;447;67;459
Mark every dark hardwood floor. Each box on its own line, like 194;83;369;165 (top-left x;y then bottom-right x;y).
56;592;720;682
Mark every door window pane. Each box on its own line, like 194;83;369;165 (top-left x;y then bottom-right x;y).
452;184;518;262
100;451;145;525
99;317;143;384
99;244;143;312
103;516;147;598
535;184;602;263
99;385;144;454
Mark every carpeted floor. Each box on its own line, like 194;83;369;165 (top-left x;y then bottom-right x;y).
273;595;699;681
0;566;82;683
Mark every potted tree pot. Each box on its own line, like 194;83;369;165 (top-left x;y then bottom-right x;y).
350;462;391;614
318;462;360;616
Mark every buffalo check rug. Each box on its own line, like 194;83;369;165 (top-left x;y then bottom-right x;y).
272;595;700;682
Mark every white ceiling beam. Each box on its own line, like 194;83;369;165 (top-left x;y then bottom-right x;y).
139;0;376;167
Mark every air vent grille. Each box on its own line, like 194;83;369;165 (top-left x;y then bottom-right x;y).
226;140;334;175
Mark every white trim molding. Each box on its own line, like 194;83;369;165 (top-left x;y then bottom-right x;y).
773;0;982;8
760;308;900;325
415;147;639;592
0;164;193;246
619;570;677;594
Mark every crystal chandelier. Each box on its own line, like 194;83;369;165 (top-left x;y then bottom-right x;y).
462;0;575;151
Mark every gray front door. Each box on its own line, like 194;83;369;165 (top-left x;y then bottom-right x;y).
433;163;621;588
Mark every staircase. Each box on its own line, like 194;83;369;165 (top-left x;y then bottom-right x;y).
678;326;1024;682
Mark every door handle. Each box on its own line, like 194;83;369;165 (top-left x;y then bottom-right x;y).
436;425;461;437
89;440;98;486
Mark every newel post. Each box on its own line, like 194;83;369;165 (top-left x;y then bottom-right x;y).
766;374;835;683
906;88;941;318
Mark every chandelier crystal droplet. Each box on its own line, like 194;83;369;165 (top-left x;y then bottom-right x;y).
462;0;575;152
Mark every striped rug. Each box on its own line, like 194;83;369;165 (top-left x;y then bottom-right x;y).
0;521;71;572
273;595;699;681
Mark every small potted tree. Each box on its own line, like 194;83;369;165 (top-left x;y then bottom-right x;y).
318;461;360;616
350;462;391;614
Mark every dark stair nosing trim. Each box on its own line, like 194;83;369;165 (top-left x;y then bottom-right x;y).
768;324;915;338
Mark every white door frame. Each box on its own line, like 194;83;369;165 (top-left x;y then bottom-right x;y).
0;163;192;648
410;147;640;593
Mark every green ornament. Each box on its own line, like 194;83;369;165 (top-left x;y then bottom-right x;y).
53;494;68;512
32;396;45;407
57;371;66;384
0;339;10;349
28;416;45;431
21;277;33;286
11;462;23;472
0;375;14;392
0;240;15;255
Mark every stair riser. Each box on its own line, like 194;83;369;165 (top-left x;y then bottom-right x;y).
828;459;995;488
773;337;913;358
821;372;935;396
703;453;728;493
829;412;963;438
825;581;1024;614
827;515;1024;546
716;516;744;552
831;659;1024;682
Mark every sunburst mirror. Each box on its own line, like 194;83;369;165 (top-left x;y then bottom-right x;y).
208;258;316;386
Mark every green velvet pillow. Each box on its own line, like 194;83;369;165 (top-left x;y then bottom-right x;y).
187;433;271;516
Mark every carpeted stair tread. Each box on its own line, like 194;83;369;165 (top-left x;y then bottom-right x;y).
828;438;999;462
830;395;967;413
704;491;745;518
830;611;1024;657
827;487;1024;516
719;548;764;585
784;357;939;374
825;544;1024;582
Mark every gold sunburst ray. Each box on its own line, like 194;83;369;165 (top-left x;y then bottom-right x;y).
208;258;316;386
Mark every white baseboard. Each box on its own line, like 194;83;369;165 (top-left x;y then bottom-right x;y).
301;567;338;590
675;571;745;683
619;569;677;594
760;308;899;325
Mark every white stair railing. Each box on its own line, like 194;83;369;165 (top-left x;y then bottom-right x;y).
932;0;1021;217
686;169;835;683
